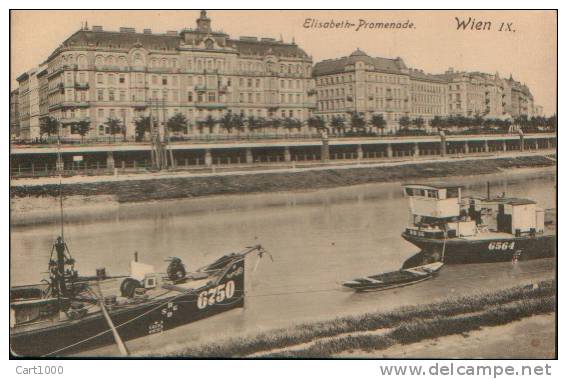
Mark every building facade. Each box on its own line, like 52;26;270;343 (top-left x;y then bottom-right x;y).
31;10;316;140
408;69;448;123
438;69;535;119
10;89;19;139
313;49;413;131
13;11;542;139
312;50;539;131
16;69;32;140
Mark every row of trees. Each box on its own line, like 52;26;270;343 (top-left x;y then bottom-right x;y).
428;114;557;131
40;116;123;142
38;112;557;142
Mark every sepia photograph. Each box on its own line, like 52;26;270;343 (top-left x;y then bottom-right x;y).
8;8;557;361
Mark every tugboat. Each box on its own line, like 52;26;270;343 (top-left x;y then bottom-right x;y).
10;241;269;357
10;131;272;357
401;183;556;265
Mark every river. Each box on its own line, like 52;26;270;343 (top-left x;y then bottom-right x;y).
10;167;556;356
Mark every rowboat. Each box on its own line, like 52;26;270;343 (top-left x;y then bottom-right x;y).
342;262;443;292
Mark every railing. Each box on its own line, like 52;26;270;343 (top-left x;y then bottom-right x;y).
11;128;556;146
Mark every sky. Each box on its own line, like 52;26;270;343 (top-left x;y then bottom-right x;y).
10;10;557;115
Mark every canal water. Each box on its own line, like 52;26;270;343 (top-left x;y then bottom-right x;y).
10;168;556;355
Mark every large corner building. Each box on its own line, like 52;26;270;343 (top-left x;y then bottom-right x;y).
20;11;316;139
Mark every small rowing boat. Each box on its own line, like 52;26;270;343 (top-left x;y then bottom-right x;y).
342;262;443;292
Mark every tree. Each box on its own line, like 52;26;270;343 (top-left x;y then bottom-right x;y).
330;116;346;135
412;117;425;130
430;116;445;130
167;113;189;135
370;114;387;135
233;114;246;135
283;117;301;133
398;116;411;130
199;115;216;134
40;116;59;140
271;118;282;133
349;112;366;132
247;116;260;133
134;116;151;142
307;116;325;131
105;117;123;142
74;119;91;143
219;113;236;134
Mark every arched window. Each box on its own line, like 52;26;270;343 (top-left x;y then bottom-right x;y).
118;56;127;67
95;55;104;66
77;55;87;69
105;56;114;66
133;53;144;67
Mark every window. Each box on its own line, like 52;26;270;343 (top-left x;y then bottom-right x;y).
208;92;216;102
97;89;104;101
119;91;126;101
187;92;193;102
97;74;103;84
119;75;125;84
108;90;115;101
162;77;168;85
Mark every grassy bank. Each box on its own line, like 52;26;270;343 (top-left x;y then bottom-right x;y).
153;279;555;358
11;155;555;203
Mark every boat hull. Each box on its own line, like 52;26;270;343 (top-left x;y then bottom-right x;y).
401;232;556;265
10;258;245;357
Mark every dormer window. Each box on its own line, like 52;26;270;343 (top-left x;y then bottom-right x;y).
205;39;214;49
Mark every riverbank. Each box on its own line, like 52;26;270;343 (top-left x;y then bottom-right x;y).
151;279;555;358
10;153;555;215
344;313;555;359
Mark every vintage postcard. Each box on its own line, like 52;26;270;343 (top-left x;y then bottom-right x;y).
9;9;556;361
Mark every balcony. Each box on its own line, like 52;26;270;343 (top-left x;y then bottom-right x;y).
74;83;90;90
60;117;91;126
194;84;211;91
195;102;227;109
49;102;90;111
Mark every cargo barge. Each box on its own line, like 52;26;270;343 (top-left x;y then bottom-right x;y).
400;183;556;265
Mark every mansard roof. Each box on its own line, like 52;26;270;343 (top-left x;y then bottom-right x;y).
313;51;408;76
49;28;310;61
408;68;448;84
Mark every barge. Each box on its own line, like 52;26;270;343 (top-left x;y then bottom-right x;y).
10;237;268;357
401;183;556;265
